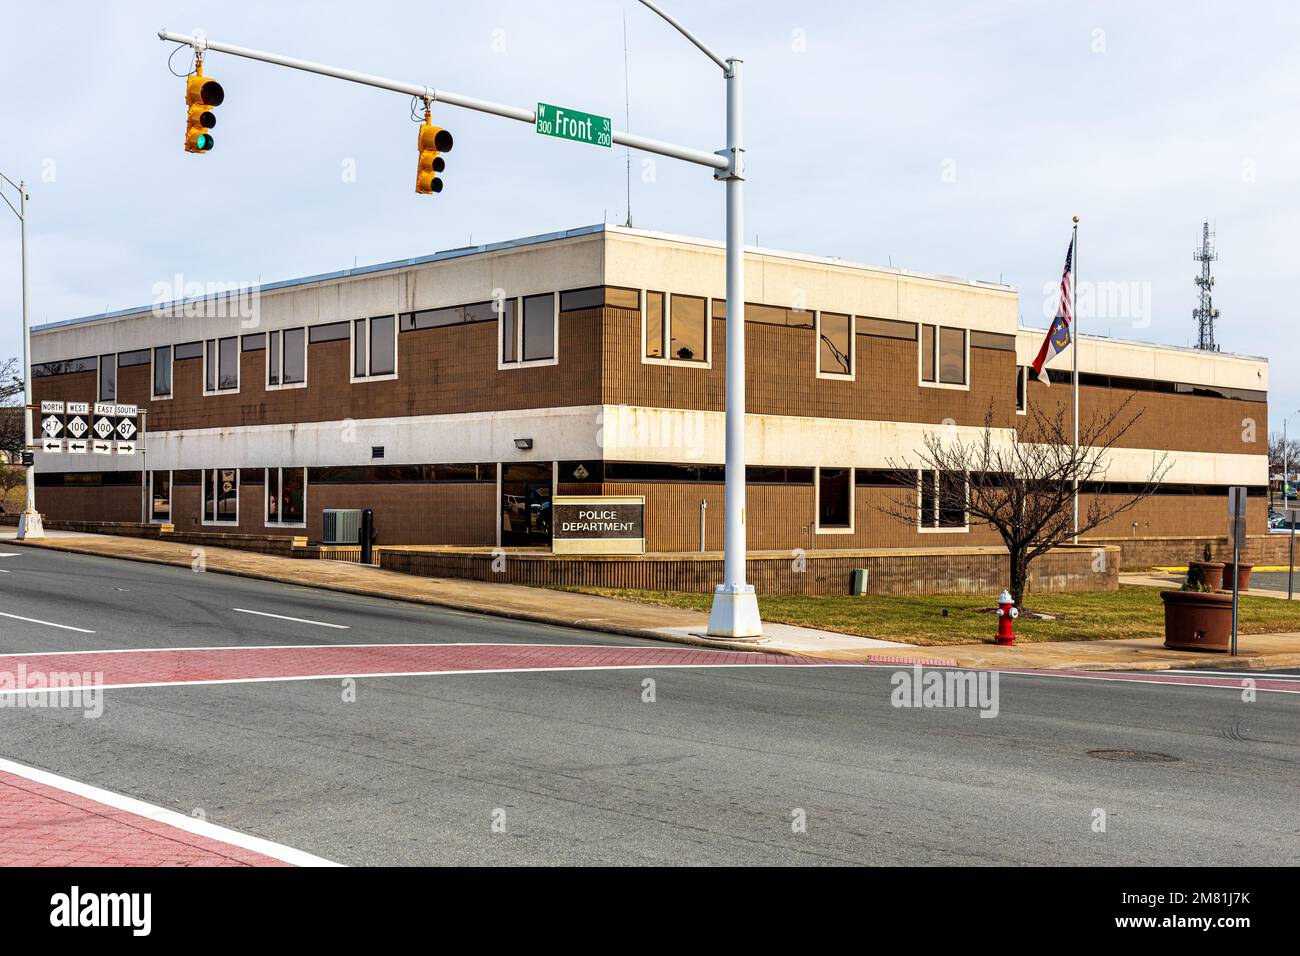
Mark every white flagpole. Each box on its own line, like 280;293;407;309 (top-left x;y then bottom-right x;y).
1072;215;1080;542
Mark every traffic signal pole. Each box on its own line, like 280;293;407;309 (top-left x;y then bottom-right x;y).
0;172;43;539
158;0;763;637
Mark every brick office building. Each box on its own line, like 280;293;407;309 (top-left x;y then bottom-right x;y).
28;224;1269;562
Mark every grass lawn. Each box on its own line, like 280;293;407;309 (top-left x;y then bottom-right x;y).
555;585;1300;646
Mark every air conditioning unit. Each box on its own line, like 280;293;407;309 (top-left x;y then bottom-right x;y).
322;509;363;545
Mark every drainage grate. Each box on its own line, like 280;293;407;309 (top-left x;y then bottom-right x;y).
1088;749;1180;763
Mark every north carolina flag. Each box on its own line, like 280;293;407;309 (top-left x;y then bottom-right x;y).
1030;237;1075;387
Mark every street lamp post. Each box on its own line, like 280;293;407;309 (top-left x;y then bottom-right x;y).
156;2;763;636
0;172;43;539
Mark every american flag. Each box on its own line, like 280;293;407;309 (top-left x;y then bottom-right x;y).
1030;237;1075;386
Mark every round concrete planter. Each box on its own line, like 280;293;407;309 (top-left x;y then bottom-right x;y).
1161;589;1233;652
1222;562;1253;590
1188;560;1224;590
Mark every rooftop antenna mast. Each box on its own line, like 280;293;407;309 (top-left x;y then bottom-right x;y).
1193;220;1220;351
622;9;633;227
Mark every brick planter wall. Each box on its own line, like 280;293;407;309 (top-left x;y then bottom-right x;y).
380;545;1119;597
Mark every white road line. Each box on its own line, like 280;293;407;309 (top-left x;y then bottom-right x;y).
0;641;653;657
0;552;21;558
0;662;859;696
232;608;350;629
0;756;340;867
1161;668;1300;679
0;611;94;634
1000;669;1300;694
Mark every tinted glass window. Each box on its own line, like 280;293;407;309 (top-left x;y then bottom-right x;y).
669;294;705;362
283;327;305;384
501;299;518;363
353;319;367;377
99;354;116;401
153;346;172;397
522;294;554;361
645;291;664;358
939;327;965;384
921;325;935;382
218;337;238;389
819;312;851;374
267;330;280;385
819;468;851;528
369;315;395;375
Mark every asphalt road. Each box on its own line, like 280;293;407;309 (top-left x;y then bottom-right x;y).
0;546;1296;866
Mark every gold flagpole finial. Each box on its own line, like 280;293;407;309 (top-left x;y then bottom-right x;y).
1072;215;1080;223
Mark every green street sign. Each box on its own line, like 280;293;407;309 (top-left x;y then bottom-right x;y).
536;102;612;148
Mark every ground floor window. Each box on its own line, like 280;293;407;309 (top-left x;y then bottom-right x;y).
919;469;967;530
817;467;853;531
149;471;171;522
203;468;239;524
501;462;551;546
265;467;306;526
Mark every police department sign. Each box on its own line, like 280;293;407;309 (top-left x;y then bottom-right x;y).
552;495;645;555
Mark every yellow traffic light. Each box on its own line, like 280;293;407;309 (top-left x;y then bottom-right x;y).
184;59;224;153
415;112;453;194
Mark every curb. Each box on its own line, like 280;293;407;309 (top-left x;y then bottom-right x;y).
9;538;1300;671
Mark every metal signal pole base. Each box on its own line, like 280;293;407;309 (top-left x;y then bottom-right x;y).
16;510;44;540
707;584;762;639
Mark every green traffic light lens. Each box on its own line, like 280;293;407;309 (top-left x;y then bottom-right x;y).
198;134;213;151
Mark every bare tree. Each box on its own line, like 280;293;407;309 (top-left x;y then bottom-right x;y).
0;357;20;406
1268;430;1300;508
880;397;1171;606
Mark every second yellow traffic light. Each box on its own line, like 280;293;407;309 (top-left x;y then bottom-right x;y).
416;112;453;194
184;58;224;153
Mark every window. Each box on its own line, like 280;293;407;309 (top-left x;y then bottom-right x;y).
919;324;967;387
645;292;664;358
353;315;397;379
203;468;239;524
98;354;116;402
267;327;306;387
500;294;556;367
645;292;707;364
918;470;968;531
1016;365;1028;414
265;467;306;526
818;311;853;377
204;337;239;392
152;346;172;399
816;467;853;532
559;286;639;313
523;293;555;361
150;471;171;522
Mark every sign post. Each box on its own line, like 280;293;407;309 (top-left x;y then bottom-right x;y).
1228;487;1247;656
1289;508;1300;601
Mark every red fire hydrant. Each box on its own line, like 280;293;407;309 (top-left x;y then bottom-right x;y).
994;589;1018;646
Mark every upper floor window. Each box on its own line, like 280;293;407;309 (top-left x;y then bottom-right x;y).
1016;365;1028;413
501;293;556;367
98;354;116;402
353;315;397;380
268;327;307;388
920;324;967;388
152;346;173;399
644;292;707;364
817;311;853;377
204;337;239;393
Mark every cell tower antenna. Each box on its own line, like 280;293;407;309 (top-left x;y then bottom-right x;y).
1193;220;1220;351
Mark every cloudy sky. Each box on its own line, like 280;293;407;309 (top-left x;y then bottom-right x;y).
1;1;1297;424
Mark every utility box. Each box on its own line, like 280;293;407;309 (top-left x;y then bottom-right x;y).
322;508;363;545
851;568;869;596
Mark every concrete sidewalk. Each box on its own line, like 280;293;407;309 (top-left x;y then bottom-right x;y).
7;532;1300;670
